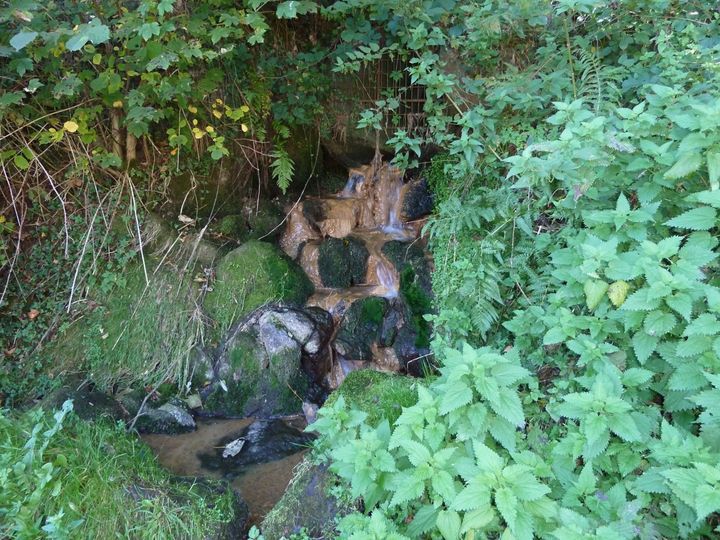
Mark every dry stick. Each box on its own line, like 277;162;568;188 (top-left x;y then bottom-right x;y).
127;176;149;286
35;156;70;258
66;188;116;312
0;163;25;306
257;128;321;241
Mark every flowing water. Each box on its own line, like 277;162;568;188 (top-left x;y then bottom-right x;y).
281;162;416;317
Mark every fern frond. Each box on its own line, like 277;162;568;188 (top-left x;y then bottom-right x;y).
270;147;294;194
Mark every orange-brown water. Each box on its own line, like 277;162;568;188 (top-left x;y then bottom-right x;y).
142;418;306;525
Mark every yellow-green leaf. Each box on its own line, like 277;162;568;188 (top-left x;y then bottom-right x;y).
63;120;79;133
584;279;609;311
608;280;630;307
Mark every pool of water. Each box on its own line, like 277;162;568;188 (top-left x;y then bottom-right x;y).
142;417;307;523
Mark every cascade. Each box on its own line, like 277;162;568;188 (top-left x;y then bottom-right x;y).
280;161;432;387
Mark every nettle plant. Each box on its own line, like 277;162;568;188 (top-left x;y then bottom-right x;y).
313;24;720;540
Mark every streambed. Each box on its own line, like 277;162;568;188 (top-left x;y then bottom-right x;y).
142;417;310;524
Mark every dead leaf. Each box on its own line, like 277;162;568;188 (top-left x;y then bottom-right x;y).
28;308;39;320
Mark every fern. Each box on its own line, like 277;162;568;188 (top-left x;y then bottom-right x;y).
270;146;294;194
575;45;623;113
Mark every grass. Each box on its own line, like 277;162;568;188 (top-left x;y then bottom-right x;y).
0;402;240;539
323;369;421;425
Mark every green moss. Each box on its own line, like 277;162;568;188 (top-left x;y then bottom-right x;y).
400;266;433;348
45;259;202;392
324;370;420;425
360;296;386;325
317;237;369;288
204;241;313;339
216;214;247;240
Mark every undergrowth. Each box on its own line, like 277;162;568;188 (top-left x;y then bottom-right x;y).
0;401;238;539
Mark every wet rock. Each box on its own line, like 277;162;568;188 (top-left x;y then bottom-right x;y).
317;237;369;288
401;177;433;221
382;240;432;297
201;304;332;417
134;399;196;434
334;297;388;361
198;419;314;475
261;460;355;539
204;241;314;339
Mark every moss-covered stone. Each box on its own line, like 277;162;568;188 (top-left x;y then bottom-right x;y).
44;258;203;391
324;369;420;425
334;297;388;361
215;201;285;243
260;460;355;540
204;241;313;339
381;240;432;297
317;237;369;288
401;177;434;221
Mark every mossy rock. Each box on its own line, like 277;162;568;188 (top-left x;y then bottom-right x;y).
324;369;420;425
44;259;203;391
204;241;314;339
401;177;434;221
260;460;355;540
334;297;388;361
382;240;432;297
317;237;369;288
215;201;285;243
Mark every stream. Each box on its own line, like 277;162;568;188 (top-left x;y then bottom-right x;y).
142;161;430;528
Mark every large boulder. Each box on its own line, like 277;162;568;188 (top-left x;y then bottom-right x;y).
201;304;332;417
317;237;369;288
44;257;204;392
204;241;314;339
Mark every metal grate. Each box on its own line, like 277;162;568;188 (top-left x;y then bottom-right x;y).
354;56;426;137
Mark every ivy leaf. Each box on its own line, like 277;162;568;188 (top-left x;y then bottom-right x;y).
10;30;38;51
665;207;717;231
664;152;702;179
584;279;609;311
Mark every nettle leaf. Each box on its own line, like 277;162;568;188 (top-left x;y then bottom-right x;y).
608;280;630;307
436;509;461;540
407;505;439;537
683;313;720;336
664;152;702;179
488;387;524;427
622;367;654;387
695;483;720;521
622;288;661;311
439;381;473;415
609;413;642;442
632;331;658;364
452;480;491;511
584;279;609;311
665;207;717;231
643;310;676;336
493;487;518;533
669;365;708;391
404;440;431;467
666;293;693;321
